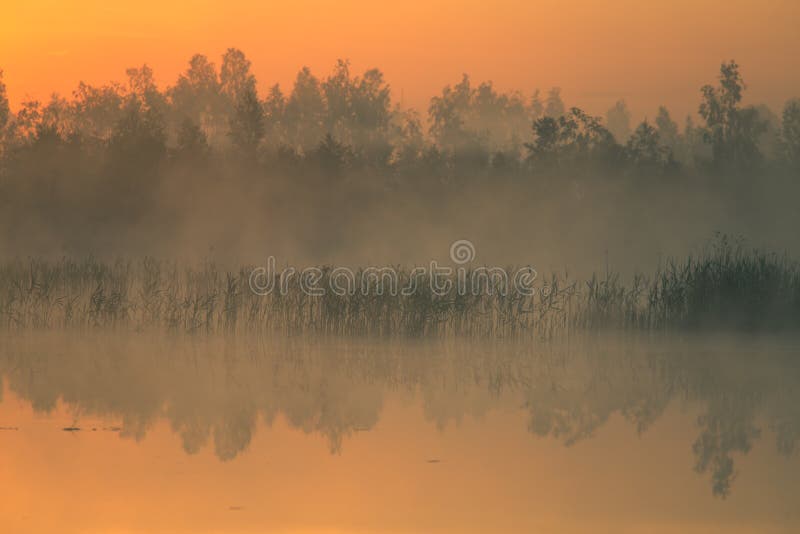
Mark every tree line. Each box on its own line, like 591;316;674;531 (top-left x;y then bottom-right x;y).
1;51;798;175
0;50;798;256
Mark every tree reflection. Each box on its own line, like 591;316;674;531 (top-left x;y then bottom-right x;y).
0;333;798;497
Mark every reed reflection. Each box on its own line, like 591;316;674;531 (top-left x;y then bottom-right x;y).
1;332;798;498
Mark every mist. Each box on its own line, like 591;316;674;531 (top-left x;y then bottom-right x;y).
3;40;800;534
1;52;798;274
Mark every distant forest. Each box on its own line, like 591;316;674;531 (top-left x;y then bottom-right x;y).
0;50;798;260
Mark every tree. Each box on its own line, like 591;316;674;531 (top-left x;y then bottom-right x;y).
71;81;125;141
544;87;565;118
0;69;9;132
751;105;783;160
125;64;168;118
428;74;473;148
655;106;679;150
285;67;326;149
529;89;544;121
606;100;631;143
527;116;559;157
173;118;210;163
626;120;672;170
123;65;169;161
322;59;352;137
310;133;351;177
321;60;393;162
682;114;708;164
10;100;42;144
263;84;287;145
104;98;167;221
699;60;766;170
220;48;256;104
350;69;392;140
228;86;265;156
109;98;167;167
429;75;528;155
471;81;528;151
170;54;224;139
780;98;800;167
391;109;426;172
526;108;616;171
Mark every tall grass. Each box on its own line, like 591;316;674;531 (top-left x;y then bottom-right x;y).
1;237;798;337
648;236;800;330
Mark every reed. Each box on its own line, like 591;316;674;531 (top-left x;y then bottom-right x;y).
1;237;797;337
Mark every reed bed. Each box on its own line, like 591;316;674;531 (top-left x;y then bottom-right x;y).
1;238;798;337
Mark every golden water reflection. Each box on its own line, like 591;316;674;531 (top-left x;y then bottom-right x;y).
1;332;799;533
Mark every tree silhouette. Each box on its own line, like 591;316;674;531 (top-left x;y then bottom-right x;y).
263;83;287;145
126;64;168;120
626;120;671;170
655;106;680;150
428;73;474;149
220;48;257;104
173;118;210;164
71;81;125;141
228;86;265;156
544;87;565;118
285;67;326;149
310;133;352;177
170;54;224;141
103;98;167;222
529;89;544;121
781;99;800;167
0;69;9;132
699;61;766;171
526;108;616;172
8;99;42;145
0;53;798;258
606;99;631;143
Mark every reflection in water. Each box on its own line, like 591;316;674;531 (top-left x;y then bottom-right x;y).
2;332;799;495
0;332;799;532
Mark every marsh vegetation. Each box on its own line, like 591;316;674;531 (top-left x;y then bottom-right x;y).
1;236;797;336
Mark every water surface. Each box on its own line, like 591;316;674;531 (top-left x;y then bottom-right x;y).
1;332;799;533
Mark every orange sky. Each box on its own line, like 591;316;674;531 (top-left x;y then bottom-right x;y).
2;0;799;121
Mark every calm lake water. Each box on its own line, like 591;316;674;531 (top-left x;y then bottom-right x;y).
1;331;799;533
